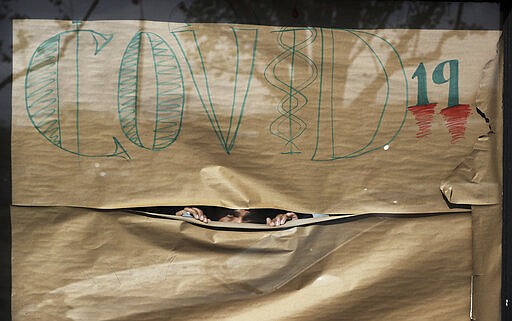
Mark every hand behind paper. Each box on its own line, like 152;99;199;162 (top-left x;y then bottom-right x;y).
266;212;298;227
175;207;211;223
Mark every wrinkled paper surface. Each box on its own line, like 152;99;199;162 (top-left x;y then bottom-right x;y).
12;206;472;321
11;20;500;213
11;19;503;321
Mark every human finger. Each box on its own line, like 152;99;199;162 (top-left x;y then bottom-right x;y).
193;207;207;222
286;212;298;220
183;207;198;220
271;213;290;225
273;215;284;226
200;212;210;223
186;207;206;221
176;207;209;223
176;208;190;216
268;216;280;227
189;208;210;223
275;212;297;225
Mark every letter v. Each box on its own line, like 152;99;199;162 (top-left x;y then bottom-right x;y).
169;24;258;154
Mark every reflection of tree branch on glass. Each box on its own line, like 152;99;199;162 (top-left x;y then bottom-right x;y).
175;0;483;30
0;0;96;90
1;1;489;93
